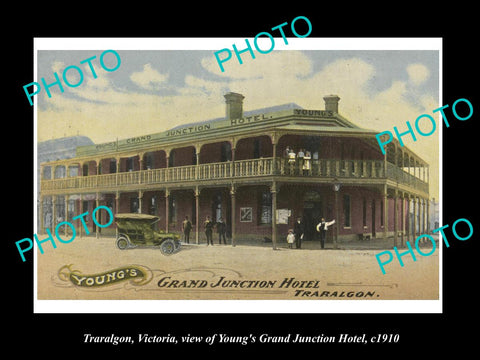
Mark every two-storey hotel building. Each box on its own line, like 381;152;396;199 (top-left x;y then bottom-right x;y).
39;93;430;249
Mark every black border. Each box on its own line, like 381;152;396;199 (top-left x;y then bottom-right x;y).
8;6;478;355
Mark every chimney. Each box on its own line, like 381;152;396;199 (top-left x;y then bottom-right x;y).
323;95;340;113
224;92;245;120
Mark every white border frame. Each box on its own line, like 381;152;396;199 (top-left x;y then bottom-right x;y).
33;37;443;314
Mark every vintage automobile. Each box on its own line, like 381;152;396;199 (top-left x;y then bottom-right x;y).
114;213;181;255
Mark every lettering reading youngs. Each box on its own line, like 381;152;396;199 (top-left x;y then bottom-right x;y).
23;50;121;106
214;16;312;72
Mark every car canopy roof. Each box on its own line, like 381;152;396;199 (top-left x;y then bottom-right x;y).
114;213;160;221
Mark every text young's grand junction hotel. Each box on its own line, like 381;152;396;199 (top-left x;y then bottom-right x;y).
39;93;430;249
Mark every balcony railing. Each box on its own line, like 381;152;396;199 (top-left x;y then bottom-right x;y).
40;158;428;193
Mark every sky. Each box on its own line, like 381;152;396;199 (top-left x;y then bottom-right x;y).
35;39;440;197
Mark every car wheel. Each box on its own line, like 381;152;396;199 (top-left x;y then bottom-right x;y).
116;236;129;250
160;239;176;255
174;240;181;252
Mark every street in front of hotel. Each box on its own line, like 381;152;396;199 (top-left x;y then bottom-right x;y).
36;234;439;302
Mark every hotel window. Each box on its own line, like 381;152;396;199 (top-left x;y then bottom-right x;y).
149;196;156;215
350;147;355;174
343;194;351;227
169;151;175;167
259;190;272;224
191;197;196;224
192;148;197;165
169;195;176;223
254;139;261;159
42;166;52;180
130;197;139;213
127;157;134;171
360;151;364;176
109;159;117;173
362;198;367;227
380;200;384;226
145;153;154;169
221;142;231;162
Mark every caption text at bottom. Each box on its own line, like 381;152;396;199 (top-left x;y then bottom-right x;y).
83;332;399;345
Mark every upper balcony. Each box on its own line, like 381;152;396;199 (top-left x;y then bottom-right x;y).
40;157;428;196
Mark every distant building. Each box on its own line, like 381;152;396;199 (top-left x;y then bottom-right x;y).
37;136;94;229
39;93;430;248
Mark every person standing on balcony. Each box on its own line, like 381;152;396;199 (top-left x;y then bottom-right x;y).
297;148;305;174
312;150;319;175
204;216;214;246
182;215;192;244
288;148;296;175
282;146;291;175
303;150;312;175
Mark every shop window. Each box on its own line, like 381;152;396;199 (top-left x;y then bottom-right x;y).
380;200;384;226
130;197;139;213
169;195;176;223
191;196;196;224
259;190;272;224
212;193;223;222
362;198;367;227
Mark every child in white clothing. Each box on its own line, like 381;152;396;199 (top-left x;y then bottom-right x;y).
286;229;295;249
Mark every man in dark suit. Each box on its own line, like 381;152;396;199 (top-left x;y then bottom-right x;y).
204;216;214;246
182;215;192;244
293;217;304;249
216;217;227;244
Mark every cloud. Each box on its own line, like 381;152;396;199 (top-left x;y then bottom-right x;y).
130;64;169;90
407;63;430;86
202;50;313;79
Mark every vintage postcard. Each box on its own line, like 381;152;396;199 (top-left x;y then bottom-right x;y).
33;38;441;313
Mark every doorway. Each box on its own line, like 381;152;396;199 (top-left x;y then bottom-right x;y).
303;201;322;241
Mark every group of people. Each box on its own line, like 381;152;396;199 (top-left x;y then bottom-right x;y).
284;146;318;175
287;217;335;249
183;213;335;249
181;215;228;245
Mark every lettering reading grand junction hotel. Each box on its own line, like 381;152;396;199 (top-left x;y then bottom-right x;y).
166;109;333;137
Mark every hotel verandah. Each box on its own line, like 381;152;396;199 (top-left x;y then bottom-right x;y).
38;93;430;249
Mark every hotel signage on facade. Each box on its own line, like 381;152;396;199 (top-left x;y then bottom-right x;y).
86;108;335;155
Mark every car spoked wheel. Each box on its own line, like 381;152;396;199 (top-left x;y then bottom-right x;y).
160;239;176;255
116;236;129;250
174;240;181;253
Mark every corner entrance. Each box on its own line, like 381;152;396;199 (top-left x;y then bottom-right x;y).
303;191;322;241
